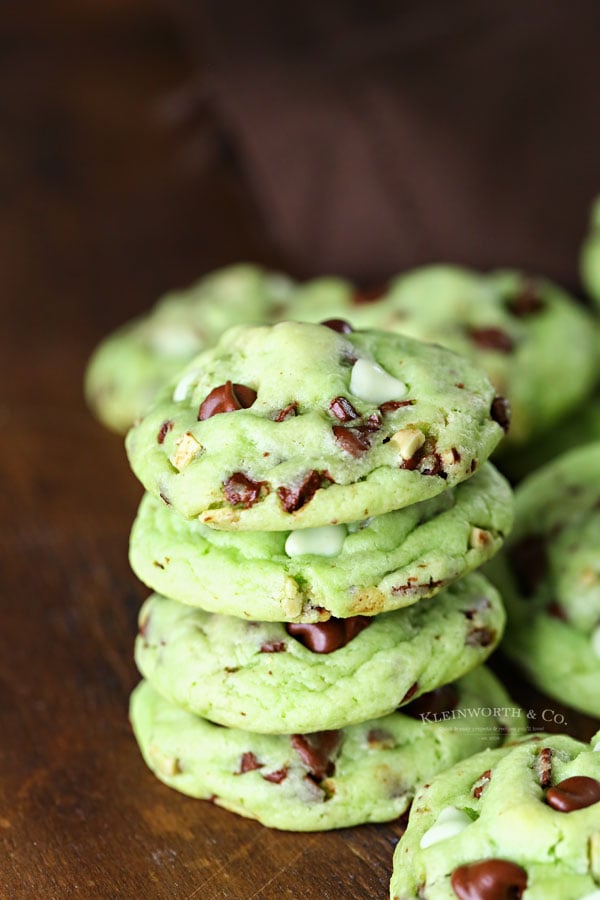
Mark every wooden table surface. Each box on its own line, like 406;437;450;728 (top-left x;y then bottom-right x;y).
1;3;598;898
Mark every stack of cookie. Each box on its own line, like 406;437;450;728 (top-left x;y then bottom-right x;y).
126;319;521;830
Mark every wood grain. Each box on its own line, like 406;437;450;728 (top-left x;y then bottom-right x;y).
1;3;597;899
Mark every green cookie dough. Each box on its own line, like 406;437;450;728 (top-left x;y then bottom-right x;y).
84;264;355;433
390;731;600;900
360;265;599;446
487;442;600;717
130;668;525;832
130;462;512;621
125;321;505;530
134;572;505;734
581;196;600;309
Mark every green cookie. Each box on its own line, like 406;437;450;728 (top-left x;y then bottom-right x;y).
130;668;525;832
84;264;355;433
487;442;600;717
390;730;600;900
130;462;512;621
126;321;505;530
135;573;505;734
359;265;599;446
581;196;600;308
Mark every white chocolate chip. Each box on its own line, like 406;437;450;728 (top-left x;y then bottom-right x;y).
591;625;600;660
169;432;203;470
349;358;407;404
389;428;425;460
469;527;493;550
173;368;202;403
285;524;347;558
419;806;472;850
148;743;181;777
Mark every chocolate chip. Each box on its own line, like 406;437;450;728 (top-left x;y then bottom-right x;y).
466;626;496;648
546;601;566;621
546;776;600;812
224;472;268;508
159;491;171;506
509;534;547;597
537;748;553;789
332;425;372;456
506;280;545;317
277;470;323;512
260;641;286;653
468;327;515;353
320;318;353;333
329;396;360;422
273;402;298;422
401;682;419;703
157;420;173;444
198;381;257;420
490;397;511;432
367;728;395;749
353;284;388;304
286;616;370;653
238;752;262;774
399;438;446;478
402;683;459;718
379;399;416;413
451;859;527;899
473;770;492;799
391;577;443;596
263;767;288;784
291;732;341;781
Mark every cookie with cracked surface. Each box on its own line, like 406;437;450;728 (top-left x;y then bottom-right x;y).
125;321;505;529
390;730;600;899
84;264;355;433
130;668;524;832
130;462;512;621
135;572;505;734
358;265;599;446
486;442;600;717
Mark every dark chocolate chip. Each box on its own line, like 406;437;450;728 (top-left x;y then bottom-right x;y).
320;318;353;333
509;534;547;597
286;616;370;653
332;425;372;456
224;472;268;508
466;626;496;648
468;327;515;353
451;859;527;900
353;284;388;304
238;752;262;774
402;683;459;718
157;420;173;444
401;682;419;703
273;402;298;422
260;641;287;653
291;731;341;781
546;776;600;812
199;381;257;420
491;397;511;432
473;770;492;799
263;767;288;784
537;748;553;789
277;469;323;512
546;601;566;621
329;396;360;422
367;728;395;749
379;399;415;413
506;281;545;317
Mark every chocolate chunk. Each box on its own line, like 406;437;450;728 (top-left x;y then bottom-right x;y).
402;683;459;718
367;728;395;749
401;682;419;703
238;752;262;774
546;601;566;621
473;770;492;799
263;767;288;784
320;318;353;333
286;616;370;653
466;626;496;648
157;420;173;444
399;437;446;478
537;748;553;789
329;396;359;422
546;776;600;812
506;281;545;317
418;452;445;477
291;732;341;781
277;469;323;512
379;399;415;413
273;402;298;422
198;381;257;420
468;327;515;353
491;396;511;432
353;284;388;304
260;641;286;653
224;472;268;508
451;859;527;900
332;425;372;456
509;534;547;597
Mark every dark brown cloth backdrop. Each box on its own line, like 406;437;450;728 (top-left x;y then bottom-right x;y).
175;0;600;287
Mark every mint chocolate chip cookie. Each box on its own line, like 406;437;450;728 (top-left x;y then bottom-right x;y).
487;442;600;717
390;730;600;900
130;462;512;621
125;321;506;530
134;572;505;734
361;265;599;446
130;667;523;832
84;265;355;433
